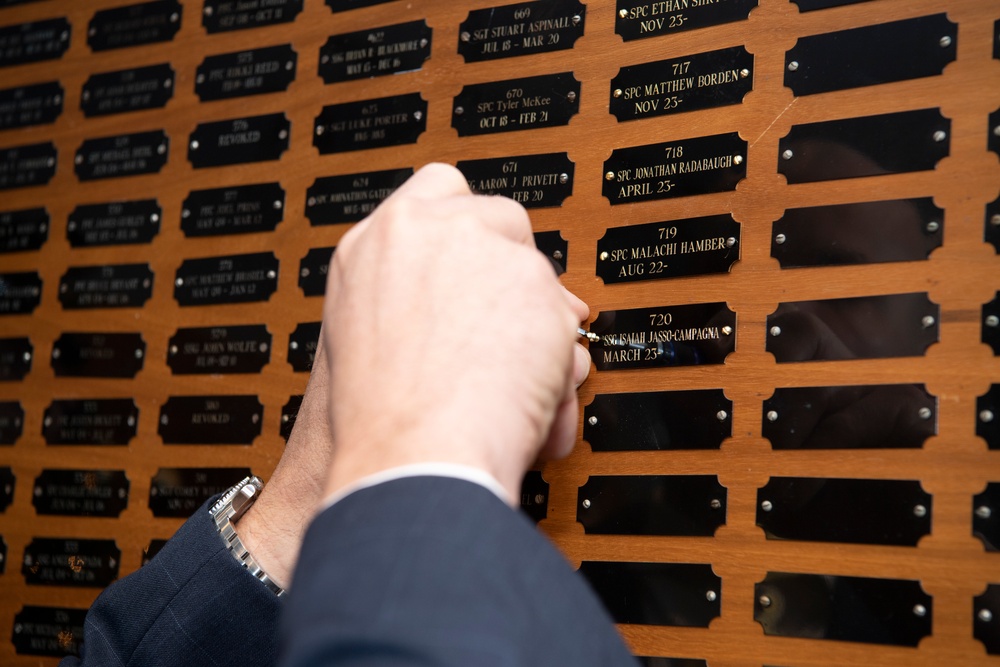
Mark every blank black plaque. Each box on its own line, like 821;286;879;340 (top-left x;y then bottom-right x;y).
182;183;285;236
0;81;63;130
202;0;302;32
978;384;1000;450
88;1;181;51
0;401;23;444
0;271;41;315
42;399;139;445
452;73;580;136
578;475;726;536
580;562;721;627
288;322;320;372
0;337;32;381
306;168;412;225
51;333;146;378
188;114;289;168
319;21;430;83
149;468;250;517
32;469;129;517
458;153;574;209
584;389;731;451
22;538;120;587
158;396;263;444
12;606;85;657
459;0;585;63
82;64;174;116
520;471;548;523
167;325;271;374
0;142;57;190
0;207;48;253
983;293;1000;355
973;483;999;551
174;252;279;306
0;18;70;67
196;45;297;100
533;230;567;275
299;247;335;296
68;200;161;247
74;130;169;181
615;0;756;41
975;584;1000;654
58;264;153;309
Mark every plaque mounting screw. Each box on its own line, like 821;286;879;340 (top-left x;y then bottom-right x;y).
282;414;290;423
419;39;428;48
307;197;317;207
733;155;743;165
600;251;609;261
566;91;577;103
89;27;96;36
552;250;563;260
572;14;581;25
164;79;172;88
47;157;55;167
82;91;90;101
267;270;277;280
301;268;310;278
992;214;1000;227
582;499;591;509
252;414;259;424
413;111;423;121
994;126;1000;138
781;149;793;160
135;349;144;359
460;31;471;42
160;415;169;425
710;499;722;509
759;595;772;608
775;234;786;245
619;9;628;18
316;126;325;136
767;410;778;422
939;35;952;48
196;74;205;84
722;326;732;335
717;410;728;421
925;221;940;233
913;604;927;617
740;69;750;78
933;130;947;143
273;200;282;210
913;504;927;518
181;209;190;219
74;154;83;165
279;130;288;140
290;341;299;350
259;343;269;353
980;609;994;623
769;326;781;337
157;144;166;155
321;55;329;64
43;416;52;427
535;494;545;504
787;61;799;72
454;106;464;116
726;237;736;248
559;173;569;184
190;140;199;150
127;416;135;427
605;171;615;181
175;278;184;287
918;407;932;420
169;12;178;22
151;213;160;223
59;284;68;293
921;315;936;328
981;410;995;423
976;505;992;520
23;352;31;362
203;6;213;16
52;348;61;359
706;590;717;602
985;315;999;328
761;500;773;512
613;89;622;98
588;416;598;426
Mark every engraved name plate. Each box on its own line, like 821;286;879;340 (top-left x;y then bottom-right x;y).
778;108;950;184
75;130;169;181
459;0;585;63
68;200;161;247
203;0;302;32
43;399;138;445
280;394;303;441
584;389;731;451
978;385;999;450
0;401;24;444
0;208;48;253
581;562;721;627
306;168;411;225
792;0;873;10
972;483;998;551
149;467;250;517
520;471;548;523
611;47;752;121
196;45;297;101
0;142;57;190
23;538;120;587
766;293;939;362
0;18;70;67
59;264;153;309
51;333;145;378
288;321;320;372
182;183;284;236
755;572;932;646
174;252;279;306
589;303;736;370
33;469;129;517
314;94;427;154
0;337;32;381
12;606;85;657
985;293;1000;355
0;467;13;511
603;133;747;204
578;475;726;536
188;114;289;168
88;1;182;51
0;81;63;130
534;230;567;275
300;247;335;297
158;396;262;445
989;196;1000;254
319;21;430;83
82;64;174;116
975;585;1000;655
326;0;396;12
167;325;271;374
141;539;168;566
615;0;756;41
452;73;580;136
457;153;574;208
0;271;41;315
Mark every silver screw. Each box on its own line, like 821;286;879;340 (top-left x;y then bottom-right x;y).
43;416;52;427
567;91;577;103
740;68;750;78
761;500;773;512
933;130;947;143
290;341;299;350
582;499;591;509
160;415;168;425
613;88;622;98
282;414;290;423
599;251;609;261
287;61;294;70
307;197;317;207
981;410;995;423
605;171;615;181
460;31;470;42
454;106;464;116
726;237;737;247
706;590;717;602
572;14;581;25
316;125;325;136
985;315;999;327
913;604;927;617
190;140;199;150
939;35;952;48
267;270;277;280
52;348;61;359
127;416;135;427
775;234;786;245
75;154;83;165
279;130;288;140
413;111;423;121
552;250;563;260
926;221;940;233
767;410;778;422
922;315;936;328
722;326;733;335
782;149;793;160
559;173;569;184
252;414;259;424
975;505;992;520
321;54;329;64
918;407;932;420
710;499;722;509
770;326;782;337
535;494;545;504
979;609;994;623
175;278;184;287
588;416;598;426
301;268;310;278
259;343;268;353
151;213;160;223
273;200;282;210
204;6;213;16
913;504;927;518
992;214;1000;227
419;39;428;48
716;411;728;421
134;348;143;359
759;595;772;608
196;74;205;84
619;9;628;18
733;155;743;165
157;144;166;155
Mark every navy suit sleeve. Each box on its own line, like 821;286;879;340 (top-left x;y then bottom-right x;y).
60;497;281;667
282;476;638;667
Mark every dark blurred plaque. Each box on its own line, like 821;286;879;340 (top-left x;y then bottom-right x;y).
23;538;120;587
978;385;999;450
306;168;411;225
603;133;746;204
459;0;585;63
196;45;297;100
203;0;302;32
326;0;396;11
88;1;182;51
755;572;932;646
174;252;279;306
637;659;706;667
51;333;145;378
288;322;320;372
158;396;262;444
986;294;1000;354
589;303;736;371
766;292;939;362
0;0;46;5
299;247;335;296
975;585;1000;655
314;94;427;154
0;401;23;444
611;47;752;121
584;389;731;451
0;142;57;190
520;471;548;523
58;264;153;309
580;562;721;627
792;0;873;9
141;539;168;566
0;18;70;67
68;200;161;247
42;399;138;445
0;208;48;253
452;73;580;136
778;108;950;184
188;114;289;168
0;271;41;315
973;483;998;551
167;325;271;374
0;536;5;573
280;395;303;441
578;475;726;536
319;21;431;83
0;337;32;381
82;64;174;117
615;0;756;41
0;467;12;511
12;606;85;657
457;153;573;208
995;19;1000;61
75;130;169;181
33;469;129;517
991;107;1000;161
182;183;284;236
0;81;63;130
149;467;250;517
988;196;1000;254
534;230;567;275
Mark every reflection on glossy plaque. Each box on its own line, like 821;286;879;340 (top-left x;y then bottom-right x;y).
973;483;999;551
51;333;145;378
457;153;573;208
142;539;168;566
149;468;250;517
0;337;32;381
280;395;303;441
196;45;296;101
534;230;567;275
182;183;284;236
0;271;41;315
589;303;736;371
615;0;756;41
755;572;932;646
772;198;943;268
88;1;181;51
43;399;138;446
580;562;721;627
82;64;174;117
326;0;395;11
12;606;85;657
0;142;56;190
0;208;48;253
33;469;129;517
168;325;271;374
603;133;746;204
289;322;320;372
188;114;289;168
975;585;1000;655
307;169;411;225
300;247;335;297
983;294;1000;355
203;0;302;32
59;264;153;309
23;538;120;587
320;21;430;83
174;252;279;306
792;0;873;9
459;0;585;63
578;476;726;536
0;81;63;130
0;18;70;67
767;293;939;362
0;401;23;444
0;467;13;511
452;73;580;136
159;396;262;444
314;94;427;154
584;389;731;452
75;130;169;181
520;471;548;523
978;385;999;450
778;108;950;184
988;196;1000;254
68;200;161;247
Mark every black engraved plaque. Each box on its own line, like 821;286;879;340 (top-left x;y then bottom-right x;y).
520;471;548;523
973;483;999;551
0;271;41;315
991;108;1000;159
584;389;731;452
975;585;1000;655
589;303;736;371
141;539;168;566
33;469;129;517
754;572;932;646
82;64;174;117
51;333;145;378
182;183;284;236
203;0;302;33
0;401;23;444
615;0;757;41
792;0;873;10
0;18;70;68
0;467;13;511
59;264;153;309
174;252;279;306
75;130;168;181
43;399;138;446
978;385;1000;450
68;200;161;247
580;562;721;627
459;0;585;63
0;208;48;253
314;94;427;154
534;230;568;275
611;47;752;121
158;396;262;444
149;467;250;517
0;142;56;190
320;21;431;83
452;73;580;136
300;247;335;297
88;1;182;51
989;196;1000;254
196;45;297;101
458;153;574;209
578;475;726;536
983;294;1000;356
23;538;120;587
0;81;63;130
306;169;411;225
188;114;289;168
603;133;746;204
167;325;271;374
0;337;32;381
326;0;396;12
778;108;950;184
280;394;303;441
766;293;939;362
12;606;85;657
288;321;320;372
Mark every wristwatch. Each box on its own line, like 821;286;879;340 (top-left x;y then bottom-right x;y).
210;475;286;597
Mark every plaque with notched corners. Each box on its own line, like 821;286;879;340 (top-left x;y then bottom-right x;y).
978;385;1000;450
534;230;567;275
578;475;726;536
59;264;153;309
0;18;70;68
0;271;41;315
459;0;586;63
33;469;129;517
0;81;63;130
51;333;145;378
188;114;289;168
973;483;999;551
289;321;320;372
603;133;747;205
12;606;85;657
988;196;1000;254
766;292;939;363
615;0;756;41
0;337;32;381
23;538;120;587
141;539;168;566
754;572;932;646
196;45;297;101
0;467;13;511
0;401;23;444
520;471;548;523
167;325;271;375
43;399;138;446
778;108;950;184
597;215;739;283
82;64;174;117
300;247;335;297
983;294;1000;355
326;0;396;12
457;153;574;209
182;183;284;237
314;94;427;154
0;142;56;190
280;395;303;441
88;1;181;51
68;200;161;247
580;562;721;627
75;130;169;181
589;303;736;371
611;47;753;122
174;252;279;306
975;585;1000;654
203;0;302;32
158;396;262;444
319;21;430;83
306;169;411;225
0;208;48;253
792;0;873;10
584;389;731;452
149;467;250;517
452;73;580;137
